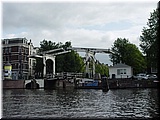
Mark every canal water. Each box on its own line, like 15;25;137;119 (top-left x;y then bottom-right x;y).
2;88;159;119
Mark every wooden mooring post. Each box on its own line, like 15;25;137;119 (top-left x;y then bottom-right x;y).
102;77;109;92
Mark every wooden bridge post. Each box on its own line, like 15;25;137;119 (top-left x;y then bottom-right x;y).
102;77;109;92
63;80;66;88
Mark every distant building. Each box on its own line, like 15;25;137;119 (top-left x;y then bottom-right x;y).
2;38;37;80
109;63;133;79
28;40;39;79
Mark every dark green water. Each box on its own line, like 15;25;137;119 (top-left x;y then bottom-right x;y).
2;88;159;119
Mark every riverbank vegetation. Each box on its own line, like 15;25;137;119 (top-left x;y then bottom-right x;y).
109;38;146;74
109;9;158;75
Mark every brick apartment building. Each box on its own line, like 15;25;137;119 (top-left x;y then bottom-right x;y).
2;38;38;80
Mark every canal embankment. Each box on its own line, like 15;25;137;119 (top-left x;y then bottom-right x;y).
75;78;159;89
108;78;159;89
3;80;25;89
2;78;75;89
2;78;159;89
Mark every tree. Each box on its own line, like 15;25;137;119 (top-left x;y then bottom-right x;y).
139;9;158;73
139;9;158;54
109;38;129;64
95;62;109;77
39;39;63;52
109;38;146;74
56;50;85;72
35;39;85;76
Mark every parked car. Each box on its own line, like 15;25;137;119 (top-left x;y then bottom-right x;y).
135;73;148;80
146;74;157;79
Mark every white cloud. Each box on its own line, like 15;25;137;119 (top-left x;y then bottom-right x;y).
2;0;158;64
5;33;16;38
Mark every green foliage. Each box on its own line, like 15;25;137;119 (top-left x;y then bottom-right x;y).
110;38;146;74
95;62;109;76
56;50;85;72
39;39;63;52
140;9;158;54
139;9;158;72
110;38;129;64
35;39;85;74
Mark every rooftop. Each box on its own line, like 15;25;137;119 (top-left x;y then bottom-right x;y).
109;63;131;68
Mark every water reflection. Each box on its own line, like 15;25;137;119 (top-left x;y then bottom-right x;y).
3;88;159;119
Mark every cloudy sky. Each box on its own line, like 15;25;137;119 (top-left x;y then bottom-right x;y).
1;0;159;65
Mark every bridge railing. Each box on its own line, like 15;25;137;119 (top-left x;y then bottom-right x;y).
55;72;84;79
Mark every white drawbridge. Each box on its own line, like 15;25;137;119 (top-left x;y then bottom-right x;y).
28;48;71;78
67;47;113;78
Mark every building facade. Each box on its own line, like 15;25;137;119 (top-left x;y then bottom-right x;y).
2;38;37;80
109;63;133;79
28;40;38;79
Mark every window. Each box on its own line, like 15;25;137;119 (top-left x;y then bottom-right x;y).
11;55;18;60
11;46;18;52
3;56;5;61
30;59;31;66
14;63;18;69
5;48;8;53
8;40;23;44
23;56;25;61
19;55;21;60
19;46;24;53
2;40;5;44
9;47;11;53
117;69;127;75
3;48;5;53
124;69;126;74
117;69;121;75
151;67;157;73
6;57;8;61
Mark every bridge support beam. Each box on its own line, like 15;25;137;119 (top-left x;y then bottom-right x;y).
102;77;109;92
43;56;46;78
28;48;70;79
43;55;56;78
69;47;113;79
93;58;95;77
